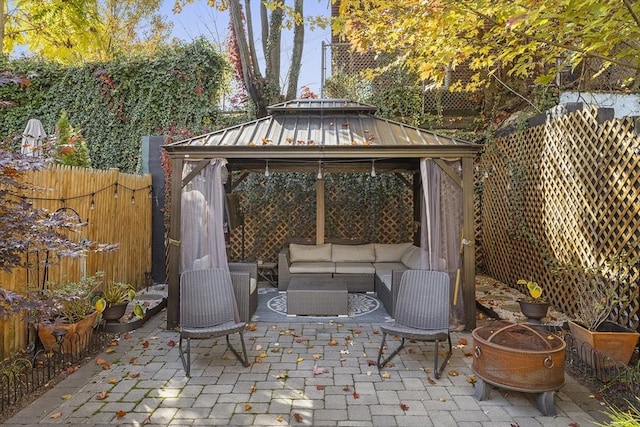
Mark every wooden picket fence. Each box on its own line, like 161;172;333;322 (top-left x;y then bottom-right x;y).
0;165;152;359
478;106;640;330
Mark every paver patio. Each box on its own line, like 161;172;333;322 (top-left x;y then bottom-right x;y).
3;305;610;426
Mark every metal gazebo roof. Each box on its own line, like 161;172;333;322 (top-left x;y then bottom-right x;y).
163;99;479;173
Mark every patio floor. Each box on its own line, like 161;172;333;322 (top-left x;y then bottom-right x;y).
3;294;609;426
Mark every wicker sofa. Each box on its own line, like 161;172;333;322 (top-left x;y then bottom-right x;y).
278;242;444;316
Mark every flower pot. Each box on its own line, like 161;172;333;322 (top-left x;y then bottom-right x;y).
518;301;550;324
102;302;129;322
568;320;640;366
38;311;99;354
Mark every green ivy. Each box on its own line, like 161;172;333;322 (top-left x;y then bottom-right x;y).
0;39;233;173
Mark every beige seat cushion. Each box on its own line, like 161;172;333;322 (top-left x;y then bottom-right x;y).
289;261;336;274
400;246;423;269
335;262;376;274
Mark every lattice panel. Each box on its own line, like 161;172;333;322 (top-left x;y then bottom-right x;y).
478;107;640;330
228;174;415;264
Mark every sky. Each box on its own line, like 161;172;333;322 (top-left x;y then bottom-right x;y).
160;1;333;96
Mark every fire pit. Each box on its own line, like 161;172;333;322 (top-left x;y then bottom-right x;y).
472;320;566;416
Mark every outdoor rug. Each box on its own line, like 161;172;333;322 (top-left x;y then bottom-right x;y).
252;288;393;324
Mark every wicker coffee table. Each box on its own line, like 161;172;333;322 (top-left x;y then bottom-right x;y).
287;278;348;316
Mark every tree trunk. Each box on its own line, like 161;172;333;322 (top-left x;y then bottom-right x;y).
0;0;6;56
286;0;304;99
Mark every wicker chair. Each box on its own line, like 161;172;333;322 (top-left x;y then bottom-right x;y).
376;270;452;378
179;268;249;377
228;262;258;323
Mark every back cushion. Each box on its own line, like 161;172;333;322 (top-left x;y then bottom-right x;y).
374;243;414;262
289;243;333;262
332;244;375;262
400;246;424;269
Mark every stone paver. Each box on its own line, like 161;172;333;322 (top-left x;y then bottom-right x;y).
3;312;608;426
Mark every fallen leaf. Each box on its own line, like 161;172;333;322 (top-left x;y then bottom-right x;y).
255;344;263;351
167;340;175;347
143;416;151;424
276;415;284;422
50;412;63;419
439;397;447;402
316;385;325;390
426;376;436;385
328;339;338;346
105;348;115;354
467;374;477;385
246;323;257;331
458;338;468;345
448;370;459;377
66;365;79;374
124;332;132;339
129;372;140;378
296;357;304;362
400;403;410;411
116;410;126;418
109;377;119;384
367;360;377;366
244;403;252;411
312;354;322;360
129;357;138;364
101;363;111;370
62;394;73;400
142;341;149;348
381;371;391;379
96;391;109;400
343;385;350;392
110;340;119;346
96;358;107;365
352;392;360;399
294;413;303;422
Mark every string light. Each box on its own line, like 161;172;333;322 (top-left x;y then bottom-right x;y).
148;187;153;198
114;183;118;199
264;160;270;177
317;160;323;180
131;192;135;204
371;160;376;177
90;193;95;210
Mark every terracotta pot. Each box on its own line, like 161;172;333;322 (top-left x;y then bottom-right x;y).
102;302;129;322
518;301;550;324
38;311;99;354
568;320;640;366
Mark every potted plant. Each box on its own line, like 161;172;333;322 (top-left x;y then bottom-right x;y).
36;276;105;353
516;279;550;324
94;281;144;322
555;253;640;365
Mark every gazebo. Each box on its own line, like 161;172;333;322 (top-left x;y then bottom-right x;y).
163;99;481;330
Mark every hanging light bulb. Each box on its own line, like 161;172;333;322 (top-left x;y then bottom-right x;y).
131;192;135;204
90;193;95;210
371;160;376;177
317;160;323;180
265;160;270;177
114;183;118;199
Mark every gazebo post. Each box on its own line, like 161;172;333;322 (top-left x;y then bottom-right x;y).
316;175;325;244
166;156;184;330
462;157;476;330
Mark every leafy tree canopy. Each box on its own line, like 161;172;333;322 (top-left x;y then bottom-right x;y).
335;0;640;91
2;0;172;63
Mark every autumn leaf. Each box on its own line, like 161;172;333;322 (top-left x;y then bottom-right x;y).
296;357;304;362
246;323;257;331
400;403;409;411
50;412;63;419
316;385;325;390
105;348;116;354
143;416;151;424
352;391;360;399
448;370;459;377
129;357;138;364
116;410;127;418
96;391;109;400
129;372;141;378
110;340;119;346
467;375;477;385
244;403;252;411
109;377;119;384
96;358;107;365
101;363;111;370
328;339;338;346
276;415;284;422
294;413;303;422
66;365;79;374
124;332;132;339
342;385;350;392
142;341;149;348
367;359;377;366
312;354;322;360
381;371;391;379
458;338;467;345
62;394;73;400
426;376;436;385
167;340;175;347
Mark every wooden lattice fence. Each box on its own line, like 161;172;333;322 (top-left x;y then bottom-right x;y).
0;165;152;359
478;106;640;330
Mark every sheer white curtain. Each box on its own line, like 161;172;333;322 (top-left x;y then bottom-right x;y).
420;158;464;323
180;159;229;272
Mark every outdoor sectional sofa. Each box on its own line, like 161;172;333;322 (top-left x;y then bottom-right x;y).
278;242;446;316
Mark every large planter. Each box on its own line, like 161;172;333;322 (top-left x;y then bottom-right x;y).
102;302;129;322
568;320;640;366
38;311;99;354
518;301;550;324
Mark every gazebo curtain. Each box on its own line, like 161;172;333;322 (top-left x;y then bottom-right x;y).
180;159;229;272
420;158;464;324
